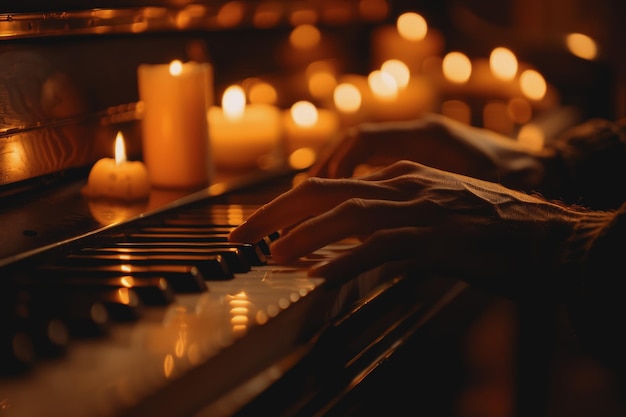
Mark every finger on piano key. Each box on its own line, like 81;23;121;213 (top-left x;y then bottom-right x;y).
37;264;208;293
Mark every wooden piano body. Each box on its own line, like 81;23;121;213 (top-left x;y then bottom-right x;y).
0;2;486;416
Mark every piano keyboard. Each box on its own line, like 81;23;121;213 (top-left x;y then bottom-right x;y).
0;176;468;417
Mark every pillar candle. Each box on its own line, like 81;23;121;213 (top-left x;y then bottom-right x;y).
208;85;283;171
137;60;213;190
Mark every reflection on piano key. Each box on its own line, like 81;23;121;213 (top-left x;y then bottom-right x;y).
38;264;208;293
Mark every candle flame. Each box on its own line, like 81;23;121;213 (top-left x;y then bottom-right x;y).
334;82;362;113
290;101;318;127
222;85;246;120
169;60;183;76
114;131;127;165
368;70;398;100
490;47;518;81
442;52;472;84
565;33;597;60
381;59;410;89
397;12;427;41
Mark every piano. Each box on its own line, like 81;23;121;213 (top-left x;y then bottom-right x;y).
0;2;488;416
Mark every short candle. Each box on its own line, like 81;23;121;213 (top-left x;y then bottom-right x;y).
84;131;151;201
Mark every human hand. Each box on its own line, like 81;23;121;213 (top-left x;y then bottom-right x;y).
230;160;584;295
309;113;550;193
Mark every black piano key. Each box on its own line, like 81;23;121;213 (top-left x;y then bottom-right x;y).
139;225;235;235
21;275;175;306
57;253;233;281
110;241;267;266
80;246;251;273
38;264;208;293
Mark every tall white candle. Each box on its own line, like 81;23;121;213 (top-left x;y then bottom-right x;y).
137;60;213;189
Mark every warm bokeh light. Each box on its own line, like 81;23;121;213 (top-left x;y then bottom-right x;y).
168;60;183;76
307;61;337;99
222;85;246;120
507;97;532;124
290;100;318;127
334;83;362;113
519;69;547;100
442;52;471;84
289;147;317;169
216;1;245;27
289;8;318;26
252;3;281;28
396;12;427;41
490;47;518;81
517;123;545;151
368;70;398;100
246;79;278;105
114;131;127;165
289;24;321;49
566;32;598;60
381;59;410;89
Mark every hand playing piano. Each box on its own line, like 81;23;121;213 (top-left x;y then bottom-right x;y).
229;160;603;296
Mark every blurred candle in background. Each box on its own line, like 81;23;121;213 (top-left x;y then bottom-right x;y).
370;12;444;74
208;85;283;171
137;60;213;190
283;100;339;168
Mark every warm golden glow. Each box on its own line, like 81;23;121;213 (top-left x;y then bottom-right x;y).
168;60;183;76
222;85;246;120
114;131;127;165
566;33;597;60
289;147;317;169
490;47;518;81
120;276;135;288
226;205;245;225
289;9;318;26
381;59;410;89
519;69;547;100
517;123;545;151
396;12;427;41
307;62;337;99
508;97;532;124
163;354;174;378
289;24;321;49
246;79;278;105
483;101;513;134
334;82;362;113
290;101;318;127
442;52;471;84
253;3;281;28
216;1;245;27
368;70;398;100
117;287;131;305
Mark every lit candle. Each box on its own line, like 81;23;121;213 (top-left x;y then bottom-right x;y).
363;66;437;122
370;12;444;74
283;100;339;167
137;60;213;189
83;131;151;201
208;85;283;170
